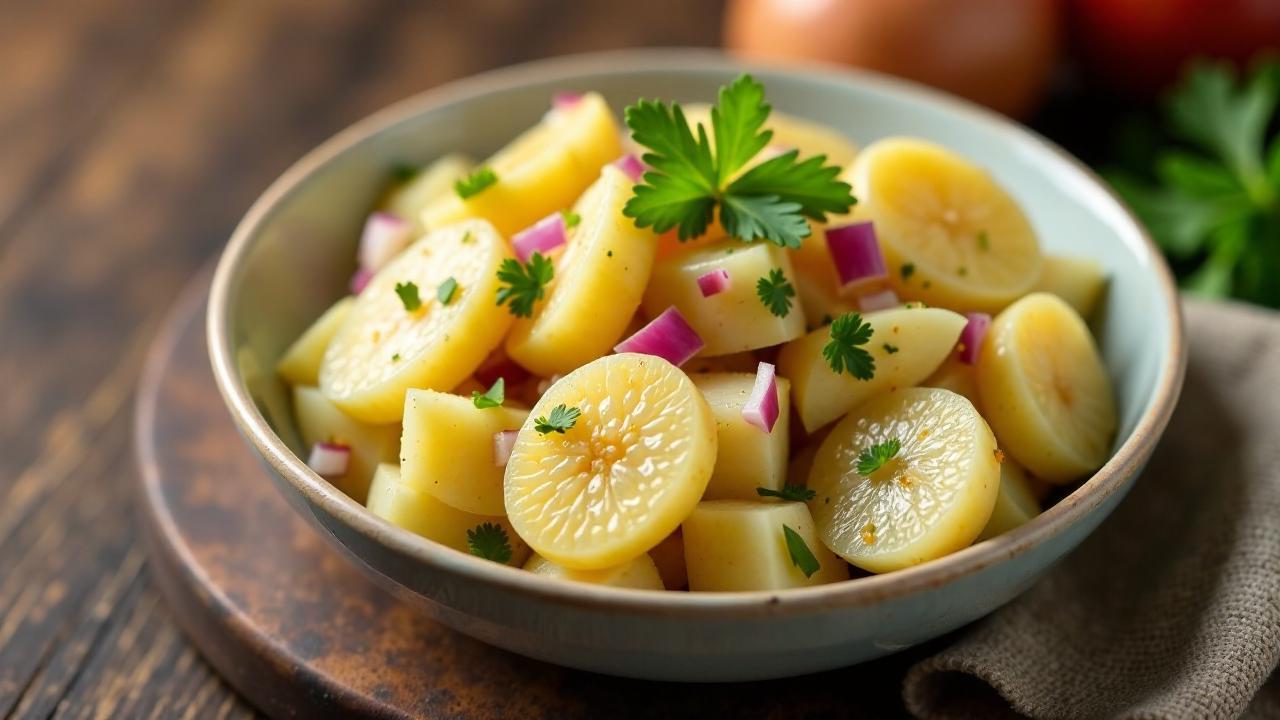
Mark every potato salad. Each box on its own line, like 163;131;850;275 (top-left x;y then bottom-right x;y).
276;75;1117;592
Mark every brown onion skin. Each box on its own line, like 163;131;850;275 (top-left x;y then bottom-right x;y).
723;0;1063;119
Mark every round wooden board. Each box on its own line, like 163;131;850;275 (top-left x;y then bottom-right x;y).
134;273;919;719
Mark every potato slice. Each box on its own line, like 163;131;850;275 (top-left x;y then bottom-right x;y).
642;238;806;356
523;553;664;589
400;389;527;516
691;372;791;500
292;386;399;503
381;154;473;230
320;220;513;423
978;459;1041;540
277;297;354;387
778;307;967;432
683;500;849;591
505;166;658;375
1034;254;1108;320
420;93;621;237
922;354;982;411
366;464;529;567
648;531;688;590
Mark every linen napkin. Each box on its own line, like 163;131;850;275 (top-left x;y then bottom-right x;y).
903;298;1280;719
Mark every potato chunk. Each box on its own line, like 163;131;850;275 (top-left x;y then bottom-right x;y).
1034;254;1108;320
523;554;664;589
978;460;1041;540
683;501;848;591
381;154;473;230
276;297;353;386
400;389;527;516
642;238;806;356
292;385;399;503
648;531;688;590
366;464;528;567
691;372;791;500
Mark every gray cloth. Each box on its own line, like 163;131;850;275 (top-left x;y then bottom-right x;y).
902;298;1280;719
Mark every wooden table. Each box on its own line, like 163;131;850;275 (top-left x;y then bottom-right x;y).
0;2;724;716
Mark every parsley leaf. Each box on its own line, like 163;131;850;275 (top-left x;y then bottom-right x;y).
561;209;581;228
437;277;458;305
622;74;854;248
455;166;498;199
757;484;816;502
856;438;901;476
782;524;820;578
471;377;505;409
534;404;581;435
822;312;875;380
467;522;513;563
755;268;796;317
883;343;899;354
495;252;554;318
900;263;915;280
394;281;422;312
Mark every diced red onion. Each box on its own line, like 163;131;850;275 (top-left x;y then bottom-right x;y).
826;222;888;291
349;267;373;295
552;91;583;111
613;306;704;367
959;312;991;365
741;362;780;433
536;373;564;396
358;211;412;272
475;358;531;388
308;441;350;477
512;212;566;263
613;154;646;182
493;430;518;467
858;288;900;312
696;268;731;297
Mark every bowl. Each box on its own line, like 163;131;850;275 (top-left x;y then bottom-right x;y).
207;49;1185;682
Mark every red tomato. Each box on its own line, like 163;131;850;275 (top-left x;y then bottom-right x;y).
723;0;1064;118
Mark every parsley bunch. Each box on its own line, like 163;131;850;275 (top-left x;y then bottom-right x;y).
1109;61;1280;307
622;75;855;249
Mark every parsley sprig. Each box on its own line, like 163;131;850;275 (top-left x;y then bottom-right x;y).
782;525;820;578
756;268;795;317
471;378;505;409
757;484;816;502
496;252;554;318
455;167;498;199
822;312;875;380
437;277;458;305
857;438;901;476
467;522;513;563
534;404;581;435
394;281;422;312
622;74;855;248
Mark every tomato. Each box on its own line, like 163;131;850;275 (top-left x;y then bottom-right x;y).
723;0;1064;119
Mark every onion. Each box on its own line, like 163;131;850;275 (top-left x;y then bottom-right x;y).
613;154;646;182
536;373;564;396
826;222;887;292
358;211;412;272
857;288;900;312
552;91;583;111
696;268;731;297
493;430;518;467
511;212;566;262
307;441;350;477
613;306;704;367
475;358;531;388
959;312;991;365
349;267;373;295
741;362;780;433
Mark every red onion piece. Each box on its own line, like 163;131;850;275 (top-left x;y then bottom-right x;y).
858;288;900;312
493;430;518;467
308;441;350;477
613;306;704;367
826;222;888;292
696;268;731;297
349;267;373;295
552;91;583;111
475;358;531;388
959;312;992;365
613;154;646;182
741;362;780;433
511;212;566;262
358;211;412;272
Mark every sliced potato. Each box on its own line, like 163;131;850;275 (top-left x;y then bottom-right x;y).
1034;254;1108;320
691;372;791;500
523;553;664;589
978;459;1041;540
922;354;982;411
292;385;399;503
382;154;473;230
277;297;353;387
648;531;688;590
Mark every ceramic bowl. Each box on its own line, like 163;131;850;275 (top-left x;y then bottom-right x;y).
207;49;1185;681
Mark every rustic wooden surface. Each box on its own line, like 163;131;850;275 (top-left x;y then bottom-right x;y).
0;2;730;716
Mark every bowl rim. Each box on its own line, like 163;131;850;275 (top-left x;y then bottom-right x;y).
208;48;1186;617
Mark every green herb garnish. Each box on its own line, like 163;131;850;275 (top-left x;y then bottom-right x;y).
900;263;916;280
437;277;458;305
883;343;899;354
977;230;990;251
622;74;854;248
467;522;513;563
856;438;901;476
822;312;875;380
391;353;401;362
394;281;422;312
534;404;581;435
782;524;820;578
495;252;554;318
757;484;816;502
561;210;581;228
455;166;498;199
471;377;505;409
756;268;795;317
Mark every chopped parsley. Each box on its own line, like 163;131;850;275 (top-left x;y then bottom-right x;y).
977;230;990;251
782;525;820;578
822;312;875;380
904;301;928;309
756;484;816;502
561;209;581;228
883;343;899;354
437;277;458;305
622;74;854;248
534;404;581;435
607;250;613;257
391;353;401;362
957;266;968;277
394;281;422;311
756;268;795;317
467;522;513;563
900;263;916;280
495;252;554;318
471;377;505;409
857;438;901;476
461;230;474;244
454;166;497;199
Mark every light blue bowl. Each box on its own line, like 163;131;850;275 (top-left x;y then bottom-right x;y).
208;50;1185;681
